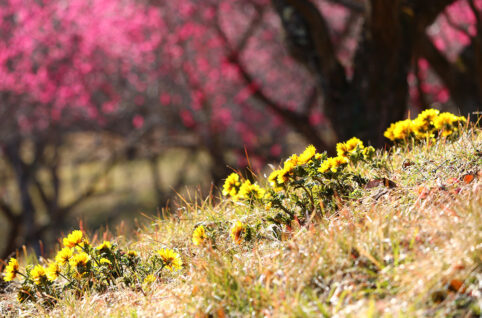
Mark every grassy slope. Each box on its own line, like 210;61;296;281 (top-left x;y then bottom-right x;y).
1;127;481;317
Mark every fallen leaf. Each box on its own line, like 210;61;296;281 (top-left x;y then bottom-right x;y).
461;174;475;184
366;178;397;189
449;279;465;293
217;308;226;318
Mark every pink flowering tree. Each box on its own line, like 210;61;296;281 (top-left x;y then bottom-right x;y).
153;0;481;152
0;0;168;256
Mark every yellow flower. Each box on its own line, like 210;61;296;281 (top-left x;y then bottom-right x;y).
3;258;19;282
31;265;47;285
277;161;295;184
416;108;440;126
238;180;265;200
63;230;84;248
318;156;348;174
412;109;439;138
333;156;349;167
143;274;157;285
284;154;299;167
392;119;414;140
318;159;331;174
297;145;316;165
157;248;182;271
100;258;112;265
434;112;466;130
384;122;397;141
345;137;364;152
55;247;73;266
336;142;350;158
192;225;207;246
441;128;455;137
69;252;91;269
412;117;434;138
268;169;283;191
222;173;241;197
336;137;363;158
230;221;245;245
96;241;112;252
249;183;266;199
46;262;60;282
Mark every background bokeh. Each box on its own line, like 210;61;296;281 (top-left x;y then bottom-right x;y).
0;0;481;258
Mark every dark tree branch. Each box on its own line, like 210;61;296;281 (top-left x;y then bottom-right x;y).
272;0;347;92
214;5;331;150
0;198;16;222
418;31;481;110
302;86;318;114
413;0;459;28
1;221;20;260
33;178;51;210
326;0;364;12
62;117;159;215
467;0;482;97
418;32;458;92
235;5;265;52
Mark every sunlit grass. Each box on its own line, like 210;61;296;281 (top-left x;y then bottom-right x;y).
2;124;481;317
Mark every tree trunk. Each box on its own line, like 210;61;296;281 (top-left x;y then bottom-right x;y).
3;142;40;253
272;0;468;147
346;1;413;145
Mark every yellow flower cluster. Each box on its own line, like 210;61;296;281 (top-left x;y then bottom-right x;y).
336;137;365;158
318;156;349;173
267;145;318;190
3;229;184;306
384;109;466;142
238;180;265;200
222;173;265;201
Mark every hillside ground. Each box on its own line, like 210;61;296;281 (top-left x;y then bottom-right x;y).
1;125;481;317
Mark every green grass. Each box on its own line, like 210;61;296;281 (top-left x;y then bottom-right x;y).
1;126;481;317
